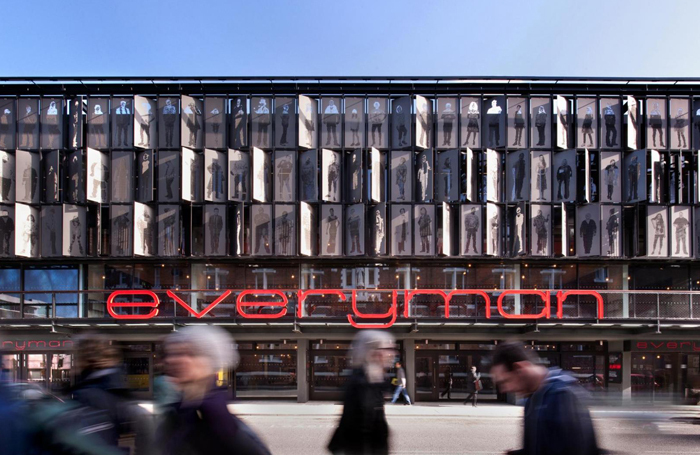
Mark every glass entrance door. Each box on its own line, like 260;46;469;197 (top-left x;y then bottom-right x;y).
415;355;437;401
309;349;352;400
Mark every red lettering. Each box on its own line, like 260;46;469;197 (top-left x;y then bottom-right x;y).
49;341;61;348
555;291;604;319
348;290;398;329
497;290;551;319
27;341;46;349
107;291;160;320
666;342;678;350
296;290;347;318
167;290;232;318
636;342;648;350
446;290;491;318
101;287;607;327
651;342;664;349
680;342;691;351
694;342;700;352
236;290;288;319
403;290;448;318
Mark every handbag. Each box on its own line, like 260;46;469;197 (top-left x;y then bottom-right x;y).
475;380;483;392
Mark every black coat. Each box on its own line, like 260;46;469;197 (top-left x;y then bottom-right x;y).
328;368;389;455
466;371;481;393
158;386;271;455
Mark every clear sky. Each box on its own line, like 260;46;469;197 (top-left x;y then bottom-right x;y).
2;0;698;78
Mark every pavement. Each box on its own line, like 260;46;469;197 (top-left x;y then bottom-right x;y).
225;400;700;417
135;401;700;454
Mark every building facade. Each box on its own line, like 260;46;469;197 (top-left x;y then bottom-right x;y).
1;77;700;402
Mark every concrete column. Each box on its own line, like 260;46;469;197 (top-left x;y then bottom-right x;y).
297;339;309;403
622;349;632;402
622;264;630;318
513;264;522;314
404;339;416;400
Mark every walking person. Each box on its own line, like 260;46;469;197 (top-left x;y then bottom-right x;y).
490;341;600;455
391;361;412;405
440;368;453;399
464;366;481;407
158;325;272;455
329;330;397;455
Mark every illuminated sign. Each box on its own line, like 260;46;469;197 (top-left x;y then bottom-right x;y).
106;288;605;329
608;352;622;384
634;341;700;352
1;340;74;351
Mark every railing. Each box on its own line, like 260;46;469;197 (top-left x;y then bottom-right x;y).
0;289;698;324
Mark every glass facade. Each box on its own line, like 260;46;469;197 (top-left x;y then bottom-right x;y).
1;78;700;403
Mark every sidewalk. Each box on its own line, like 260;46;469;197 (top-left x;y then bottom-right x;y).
228;401;524;418
138;400;700;418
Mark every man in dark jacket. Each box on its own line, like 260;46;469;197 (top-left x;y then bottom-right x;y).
491;342;600;455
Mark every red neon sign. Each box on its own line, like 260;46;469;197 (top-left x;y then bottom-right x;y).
105;288;606;329
497;290;550;319
107;290;160;319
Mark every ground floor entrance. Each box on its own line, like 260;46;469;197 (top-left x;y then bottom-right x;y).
631;351;700;403
1;352;73;394
414;344;497;402
5;335;700;404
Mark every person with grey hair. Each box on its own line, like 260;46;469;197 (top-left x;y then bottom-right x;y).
158;325;271;455
329;330;397;455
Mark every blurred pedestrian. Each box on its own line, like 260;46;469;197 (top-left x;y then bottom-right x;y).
328;330;397;455
490;341;600;455
440;368;453;399
0;381;30;454
153;344;180;414
158;325;271;455
71;335;155;453
463;366;481;407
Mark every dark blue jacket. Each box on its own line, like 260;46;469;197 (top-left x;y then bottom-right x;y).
158;385;271;455
0;384;30;454
514;369;599;455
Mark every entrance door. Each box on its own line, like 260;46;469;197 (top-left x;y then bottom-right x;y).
415;351;496;402
309;349;352;401
415;354;437;401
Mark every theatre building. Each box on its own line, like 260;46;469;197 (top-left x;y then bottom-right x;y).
2;76;700;403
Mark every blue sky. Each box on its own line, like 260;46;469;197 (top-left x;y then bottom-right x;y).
1;0;698;77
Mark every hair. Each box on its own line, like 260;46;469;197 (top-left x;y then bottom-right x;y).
75;334;122;372
492;341;539;371
350;330;395;367
165;325;240;373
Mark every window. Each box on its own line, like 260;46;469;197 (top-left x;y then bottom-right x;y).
23;267;79;318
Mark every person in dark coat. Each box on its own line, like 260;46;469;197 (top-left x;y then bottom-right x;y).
440;368;453;400
159;325;271;455
329;330;397;455
71;336;136;450
491;342;600;455
463;366;481;407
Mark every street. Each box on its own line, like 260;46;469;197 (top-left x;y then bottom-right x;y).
232;403;700;455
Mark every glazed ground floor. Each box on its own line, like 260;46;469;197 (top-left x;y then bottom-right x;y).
3;330;700;404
